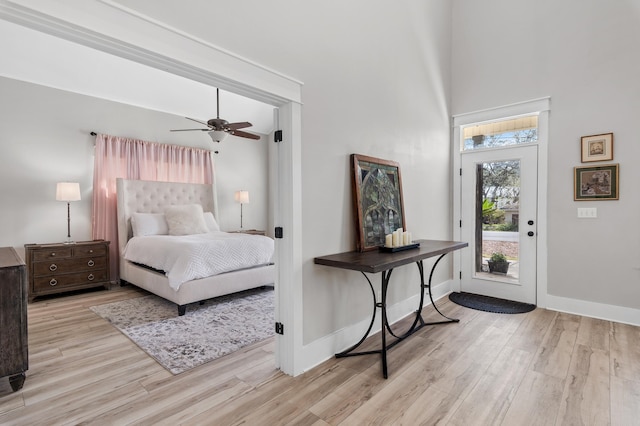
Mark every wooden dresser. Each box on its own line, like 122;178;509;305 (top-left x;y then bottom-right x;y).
0;247;28;391
24;240;110;302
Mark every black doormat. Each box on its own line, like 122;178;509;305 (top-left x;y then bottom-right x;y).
448;292;536;314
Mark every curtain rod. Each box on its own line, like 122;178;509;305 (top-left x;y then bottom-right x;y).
88;131;219;154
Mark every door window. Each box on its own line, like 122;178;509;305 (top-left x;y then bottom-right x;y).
475;159;521;284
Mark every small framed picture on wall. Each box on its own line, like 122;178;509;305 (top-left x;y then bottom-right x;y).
574;163;619;201
581;132;613;162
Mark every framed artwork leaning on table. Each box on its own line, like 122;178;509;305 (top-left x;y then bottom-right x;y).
351;154;406;252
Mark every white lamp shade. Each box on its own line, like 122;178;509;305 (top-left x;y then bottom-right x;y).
56;182;81;201
208;130;229;143
234;190;250;204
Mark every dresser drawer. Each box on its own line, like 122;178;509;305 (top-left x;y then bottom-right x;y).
32;269;108;292
74;244;107;258
32;256;107;277
32;248;72;262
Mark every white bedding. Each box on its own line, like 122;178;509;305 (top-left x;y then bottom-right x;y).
123;232;274;290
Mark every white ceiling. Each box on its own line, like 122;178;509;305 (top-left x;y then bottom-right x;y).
0;19;275;135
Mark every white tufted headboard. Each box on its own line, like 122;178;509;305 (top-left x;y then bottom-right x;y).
116;178;217;257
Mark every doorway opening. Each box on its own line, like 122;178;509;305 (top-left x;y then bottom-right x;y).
452;98;550;308
0;8;304;375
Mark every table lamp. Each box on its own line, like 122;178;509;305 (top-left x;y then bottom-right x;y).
234;190;249;229
56;182;81;244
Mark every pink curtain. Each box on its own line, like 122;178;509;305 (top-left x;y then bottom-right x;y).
92;134;214;280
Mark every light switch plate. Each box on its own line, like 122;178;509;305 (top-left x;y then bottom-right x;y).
577;207;597;218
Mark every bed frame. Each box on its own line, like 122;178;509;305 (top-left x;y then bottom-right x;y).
116;178;275;315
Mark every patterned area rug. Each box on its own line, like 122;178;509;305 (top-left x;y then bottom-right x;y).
90;287;274;374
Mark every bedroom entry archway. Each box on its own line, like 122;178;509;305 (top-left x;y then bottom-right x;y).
0;2;304;376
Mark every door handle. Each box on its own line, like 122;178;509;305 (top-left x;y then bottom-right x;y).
527;231;535;237
528;220;534;225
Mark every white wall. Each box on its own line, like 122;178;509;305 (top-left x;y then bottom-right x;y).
452;0;640;315
0;77;269;255
215;134;269;233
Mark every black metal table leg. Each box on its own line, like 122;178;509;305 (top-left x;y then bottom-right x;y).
422;255;460;325
335;271;381;358
334;251;460;379
380;269;393;378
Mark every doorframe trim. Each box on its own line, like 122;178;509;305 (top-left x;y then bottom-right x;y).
451;97;550;308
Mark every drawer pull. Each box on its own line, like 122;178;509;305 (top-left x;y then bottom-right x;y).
49;278;58;286
87;260;95;267
49;263;58;272
87;274;95;281
88;249;94;253
51;252;56;257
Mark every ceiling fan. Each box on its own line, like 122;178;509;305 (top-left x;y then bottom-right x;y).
170;88;261;142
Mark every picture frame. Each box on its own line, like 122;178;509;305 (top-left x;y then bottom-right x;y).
574;163;619;201
351;154;406;252
581;132;613;162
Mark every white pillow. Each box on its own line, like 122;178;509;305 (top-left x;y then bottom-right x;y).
131;213;169;237
164;204;209;236
203;211;220;232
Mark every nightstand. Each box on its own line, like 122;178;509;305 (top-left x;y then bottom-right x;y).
24;240;111;302
229;229;266;236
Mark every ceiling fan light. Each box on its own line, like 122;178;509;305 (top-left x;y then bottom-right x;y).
208;130;228;143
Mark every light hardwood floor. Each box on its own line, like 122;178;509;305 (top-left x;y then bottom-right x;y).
1;285;639;425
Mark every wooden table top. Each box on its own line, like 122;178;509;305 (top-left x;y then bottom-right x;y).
314;239;468;274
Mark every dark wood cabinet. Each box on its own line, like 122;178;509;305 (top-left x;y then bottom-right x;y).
25;240;110;302
0;247;28;392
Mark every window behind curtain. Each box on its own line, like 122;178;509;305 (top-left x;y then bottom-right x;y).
92;133;215;280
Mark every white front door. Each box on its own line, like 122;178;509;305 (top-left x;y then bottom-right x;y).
460;145;538;304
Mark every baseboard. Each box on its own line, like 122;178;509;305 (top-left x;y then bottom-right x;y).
545;294;640;327
299;279;454;375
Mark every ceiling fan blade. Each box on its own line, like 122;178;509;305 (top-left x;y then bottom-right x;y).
185;117;210;126
170;128;210;132
227;121;253;130
231;129;261;140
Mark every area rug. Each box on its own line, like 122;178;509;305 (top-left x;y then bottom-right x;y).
90;287;274;374
448;291;536;314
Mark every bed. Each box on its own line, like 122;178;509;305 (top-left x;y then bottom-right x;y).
116;178;275;315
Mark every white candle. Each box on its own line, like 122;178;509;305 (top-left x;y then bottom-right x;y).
385;234;392;247
392;231;399;247
403;231;409;246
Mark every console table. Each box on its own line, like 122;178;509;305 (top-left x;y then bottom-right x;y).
314;239;468;378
